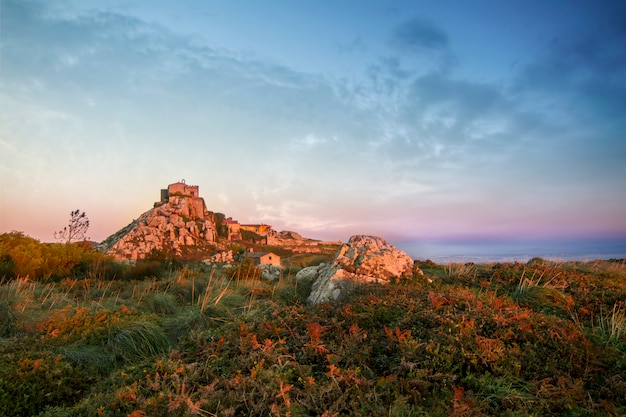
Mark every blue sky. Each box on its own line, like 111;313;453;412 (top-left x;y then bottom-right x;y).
1;0;625;256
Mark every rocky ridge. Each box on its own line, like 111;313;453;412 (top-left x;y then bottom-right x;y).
267;230;341;253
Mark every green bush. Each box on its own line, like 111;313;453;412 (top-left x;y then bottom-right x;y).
0;255;16;279
0;232;120;280
0;232;44;279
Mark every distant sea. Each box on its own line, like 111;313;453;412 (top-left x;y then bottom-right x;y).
397;238;626;264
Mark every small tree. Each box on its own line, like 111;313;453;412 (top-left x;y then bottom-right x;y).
54;209;90;243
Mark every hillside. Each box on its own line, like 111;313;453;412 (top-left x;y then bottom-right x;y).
1;255;625;416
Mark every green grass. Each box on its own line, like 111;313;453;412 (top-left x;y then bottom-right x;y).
60;342;116;374
107;320;171;362
0;300;16;337
141;292;179;315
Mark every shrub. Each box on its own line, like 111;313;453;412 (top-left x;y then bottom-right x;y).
0;232;120;280
527;257;547;266
0;255;16;279
129;260;164;280
0;232;44;279
72;252;127;280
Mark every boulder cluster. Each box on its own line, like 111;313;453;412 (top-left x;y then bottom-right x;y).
297;235;421;304
96;196;216;261
204;250;235;264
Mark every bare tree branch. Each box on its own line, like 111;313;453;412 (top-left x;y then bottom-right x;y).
54;210;90;243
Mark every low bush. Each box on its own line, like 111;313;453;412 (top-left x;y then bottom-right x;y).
129;260;164;280
0;232;118;281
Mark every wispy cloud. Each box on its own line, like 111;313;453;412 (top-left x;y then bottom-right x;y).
390;18;448;52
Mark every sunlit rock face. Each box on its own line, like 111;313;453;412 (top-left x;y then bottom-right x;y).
96;195;216;261
302;235;420;304
266;230;341;253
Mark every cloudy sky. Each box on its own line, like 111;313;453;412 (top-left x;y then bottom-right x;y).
1;0;625;257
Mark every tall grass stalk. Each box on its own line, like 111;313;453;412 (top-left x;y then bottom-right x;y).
444;262;477;279
512;270;570;311
212;280;232;307
1;276;35;313
108;321;170;361
199;268;217;313
596;303;626;344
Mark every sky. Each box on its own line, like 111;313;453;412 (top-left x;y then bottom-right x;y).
1;0;625;258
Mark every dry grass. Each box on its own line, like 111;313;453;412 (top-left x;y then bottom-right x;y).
512;269;572;311
444;262;477;279
596;302;626;344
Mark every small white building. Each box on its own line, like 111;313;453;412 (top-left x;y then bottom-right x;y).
245;252;281;267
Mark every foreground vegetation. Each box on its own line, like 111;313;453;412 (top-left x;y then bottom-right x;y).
1;234;626;416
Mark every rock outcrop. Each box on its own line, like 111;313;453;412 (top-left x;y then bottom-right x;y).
96;195;216;261
266;230;341;254
203;250;235;264
299;235;420;304
260;265;282;281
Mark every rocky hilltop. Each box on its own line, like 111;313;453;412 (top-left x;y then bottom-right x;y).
97;181;339;261
96;183;217;260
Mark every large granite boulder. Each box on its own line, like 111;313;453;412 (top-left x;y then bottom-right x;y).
299;235;420;304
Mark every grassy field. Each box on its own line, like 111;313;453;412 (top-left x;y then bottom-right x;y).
1;248;625;416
